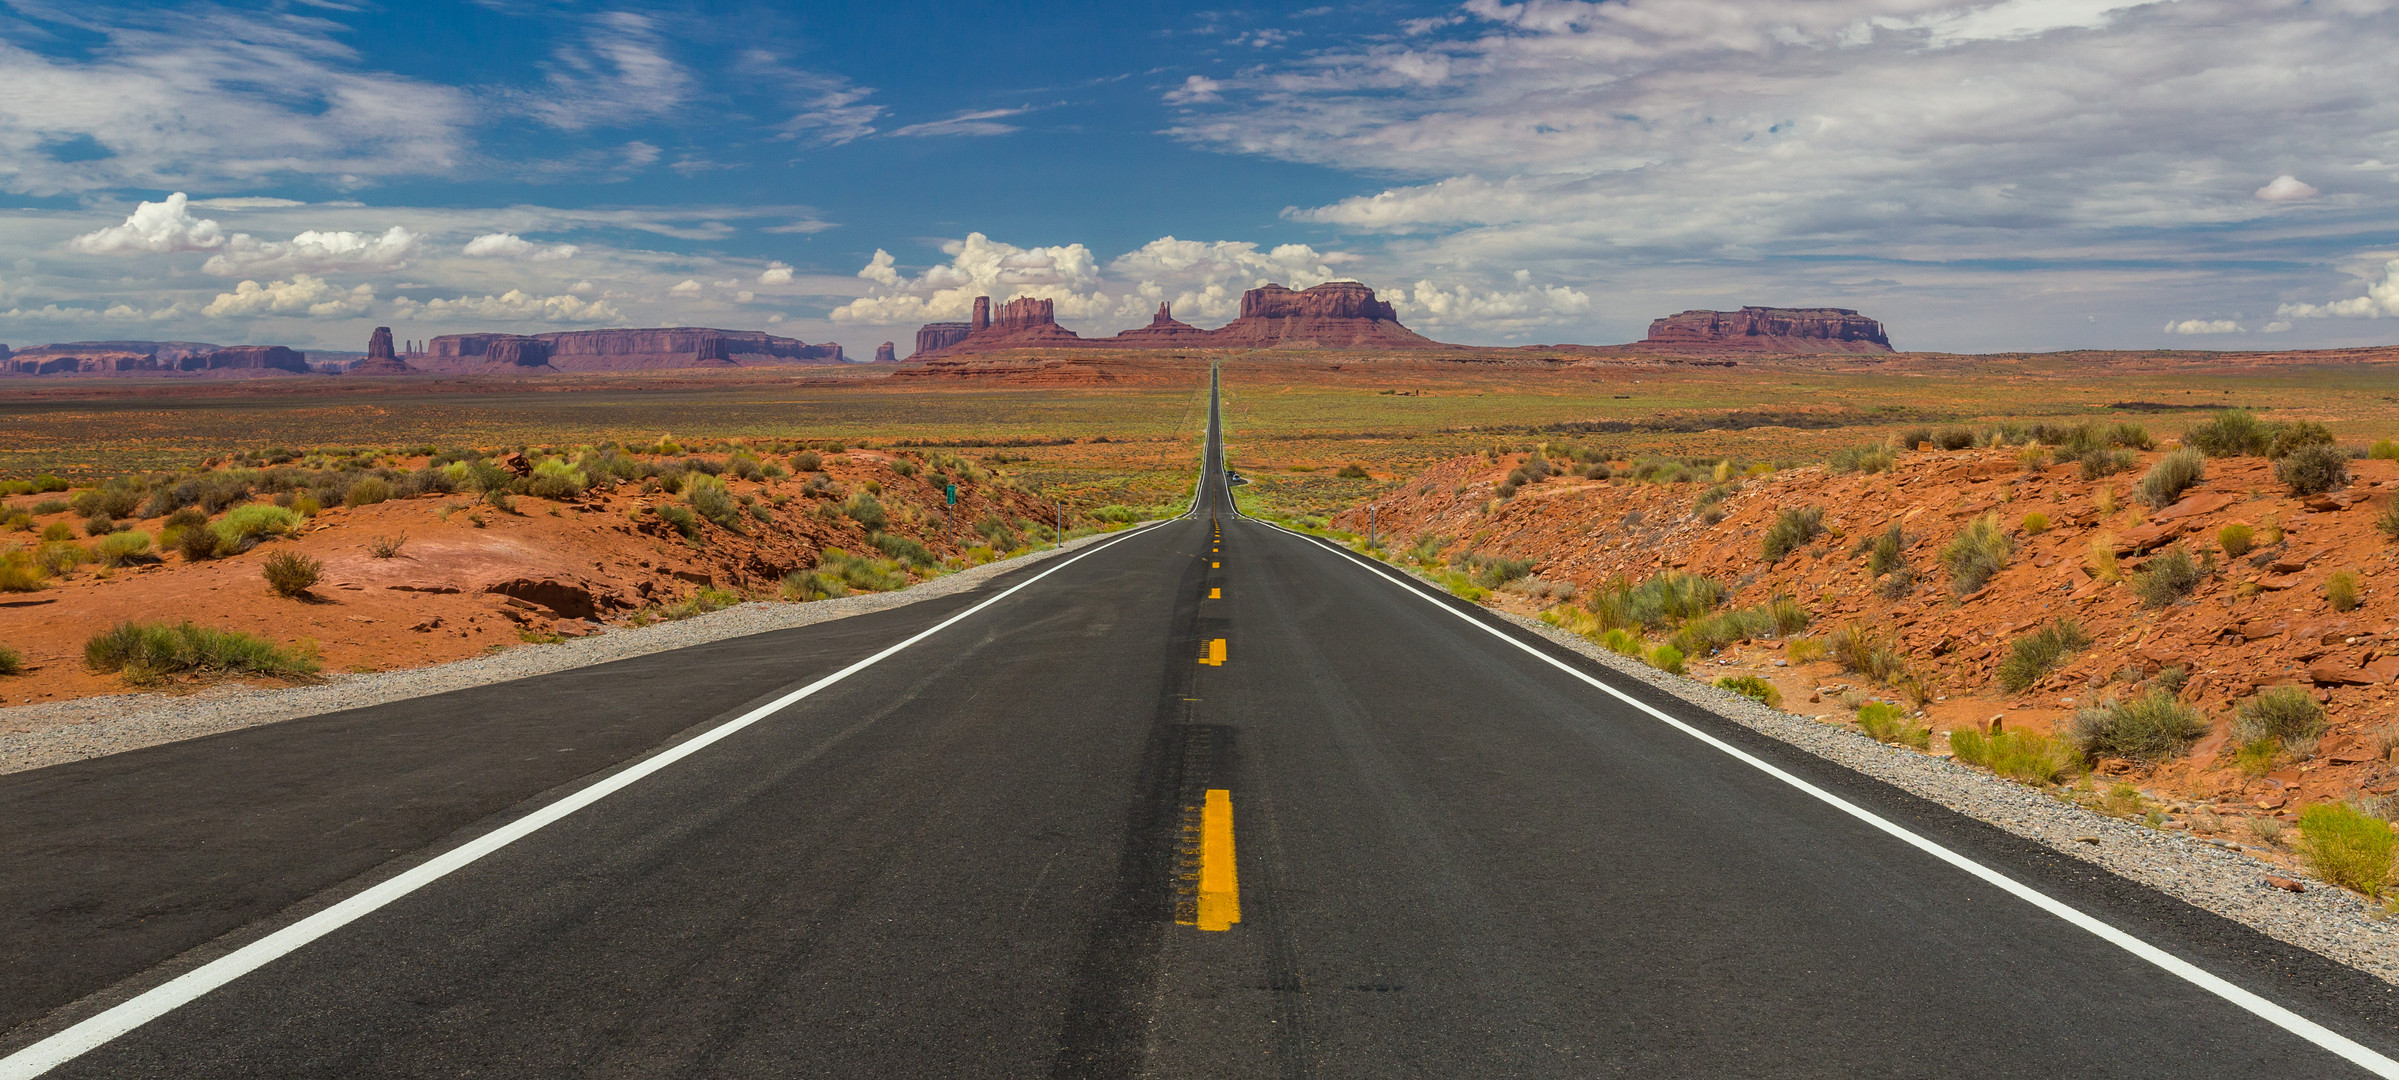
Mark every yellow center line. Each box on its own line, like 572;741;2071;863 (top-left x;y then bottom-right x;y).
1197;789;1240;931
1209;587;1220;599
1212;561;1219;568
1200;638;1226;666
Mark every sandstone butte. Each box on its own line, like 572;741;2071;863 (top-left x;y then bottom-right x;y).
1638;307;1894;354
909;281;1439;359
348;326;415;376
1333;443;2399;849
415;327;846;374
2;340;307;377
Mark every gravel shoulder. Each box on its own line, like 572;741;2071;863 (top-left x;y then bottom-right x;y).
0;527;1150;776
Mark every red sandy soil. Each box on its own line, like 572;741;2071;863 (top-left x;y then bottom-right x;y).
1338;446;2399;826
0;449;1069;713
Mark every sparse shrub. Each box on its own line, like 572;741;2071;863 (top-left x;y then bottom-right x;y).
1717;675;1782;707
2135;447;2205;508
290;494;322;517
39;521;72;543
1933;426;1975;451
2077;448;2138;480
727;453;763;481
69;481;144;521
1827;622;1911;685
2217;523;2254;557
83;621;318;684
2018;446;2051;472
2266;420;2336;461
1786;636;1829;664
211;504;304;551
527;459;588;500
0;548;46;592
1828;443;1895;474
1762;505;1825;562
1337;463;1370;479
842;491;888;531
1996;619;2093;693
1647;643;1686;675
1586;570;1726;630
816;549;909;593
0;507;28;532
2276;442;2349;496
2185;410;2270;457
0;644;19;676
2299;803;2396;896
791;451;822;472
2328;570;2364;612
663;587;742;619
2129;543;2205;608
262;550;322;597
83;515;121;538
94;530;153;567
2068;689;2209;761
2372;439;2399;461
1469;555;1535;589
1856;702;1930;749
976;516;1022;550
1949;728;2081;784
344;476;392;507
2234;738;2282;777
871;531;936;569
686;474;742;529
1600;628;1643;656
2019;512;2050;535
2087;533;2121;582
177;521;222;561
36;541;87;575
2233;685;2326;746
1581;463;1613;480
654;503;701;540
1940;513;2013;594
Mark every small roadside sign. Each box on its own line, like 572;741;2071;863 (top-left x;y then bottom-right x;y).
945;482;958;506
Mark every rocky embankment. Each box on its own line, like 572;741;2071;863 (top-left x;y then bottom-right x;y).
1334;436;2399;866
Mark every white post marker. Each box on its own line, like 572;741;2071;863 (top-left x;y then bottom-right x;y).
0;520;1170;1080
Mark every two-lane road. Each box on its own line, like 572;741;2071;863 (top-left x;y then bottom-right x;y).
4;365;2397;1077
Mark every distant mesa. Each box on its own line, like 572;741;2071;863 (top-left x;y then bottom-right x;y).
2;340;307;376
911;280;1440;358
416;328;845;373
1637;307;1893;354
348;326;416;375
874;341;897;364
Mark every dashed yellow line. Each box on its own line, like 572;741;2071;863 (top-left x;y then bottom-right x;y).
1200;638;1226;666
1209;587;1221;599
1197;789;1239;931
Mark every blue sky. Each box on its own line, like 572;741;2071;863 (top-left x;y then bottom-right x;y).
2;0;2396;357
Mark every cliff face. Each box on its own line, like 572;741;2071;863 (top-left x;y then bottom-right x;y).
1641;307;1893;353
418;328;845;374
2;340;314;376
912;281;1442;357
202;346;308;373
873;341;897;364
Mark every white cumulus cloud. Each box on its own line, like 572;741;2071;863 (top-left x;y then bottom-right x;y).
2255;175;2320;202
757;261;794;285
66;192;225;253
202;274;375;318
392;289;622;324
2278;258;2399;319
462;232;579;261
202;226;421;277
2163;318;2243;335
1394;276;1593;329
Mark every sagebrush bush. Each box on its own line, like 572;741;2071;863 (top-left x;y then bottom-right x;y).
1586;570;1725;630
2328;570;2364;612
2067;689;2209;761
2217;523;2254;557
1468;554;1534;588
871;531;936;568
1786;636;1829;664
818;549;908;593
527;459;588;500
1761;505;1825;562
212;504;303;550
789;451;822;473
2136;447;2205;508
2233;685;2326;745
654;503;701;539
1941;513;2013;594
83;621;318;684
1827;444;1895;474
2020;512;2050;535
36;541;86;575
1949;728;2081;784
684;473;742;530
39;521;71;543
1996;619;2093;693
262;550;322;597
2185;410;2271;457
344;476;392;507
2380;500;2399;544
2373;439;2399;461
0;644;19;676
94;530;153;568
1717;675;1782;707
1337;463;1370;479
368;534;407;558
2130;543;2205;608
2299;803;2396;897
1856;702;1929;749
842;491;887;531
0;548;46;592
2267;420;2336;460
976;516;1022;551
2276;442;2350;496
1827;622;1911;685
664;587;743;619
1647;643;1686;674
2077;448;2138;481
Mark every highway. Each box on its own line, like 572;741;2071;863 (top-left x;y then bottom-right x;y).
4;365;2399;1077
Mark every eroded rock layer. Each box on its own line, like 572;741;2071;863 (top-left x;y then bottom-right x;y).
914;281;1441;357
1641;307;1893;353
420;328;845;373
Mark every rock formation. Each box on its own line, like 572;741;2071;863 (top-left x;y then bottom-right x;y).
417;328;845;374
2;340;318;376
200;345;309;373
1639;307;1893;354
910;281;1441;358
915;323;971;356
874;341;897;364
1110;303;1208;343
349;327;415;375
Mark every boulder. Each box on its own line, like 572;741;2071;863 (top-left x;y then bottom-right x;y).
1639;307;1893;354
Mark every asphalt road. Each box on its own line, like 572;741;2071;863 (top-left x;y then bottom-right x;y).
5;366;2399;1077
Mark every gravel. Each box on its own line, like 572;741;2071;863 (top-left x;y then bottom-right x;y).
1493;606;2399;986
0;528;1145;777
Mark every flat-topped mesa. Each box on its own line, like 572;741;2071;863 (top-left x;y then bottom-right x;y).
1204;281;1435;348
418;327;844;373
915;323;971;356
349;326;415;375
1640;307;1893;354
874;341;897;364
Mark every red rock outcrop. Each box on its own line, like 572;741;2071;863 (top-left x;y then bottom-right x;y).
915;323;970;356
201;346;310;373
1639;307;1893;354
3;341;226;375
1109;302;1208;343
873;341;897;364
418;328;844;374
349;326;415;375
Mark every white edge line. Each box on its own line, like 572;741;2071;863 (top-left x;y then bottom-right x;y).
1258;520;2399;1079
0;520;1170;1080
